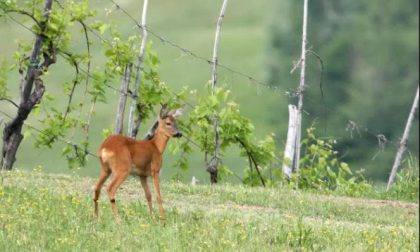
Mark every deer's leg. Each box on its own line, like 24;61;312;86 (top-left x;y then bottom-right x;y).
107;168;129;222
152;173;165;222
140;175;153;215
94;163;111;218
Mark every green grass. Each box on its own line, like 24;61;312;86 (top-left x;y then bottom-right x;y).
0;170;418;251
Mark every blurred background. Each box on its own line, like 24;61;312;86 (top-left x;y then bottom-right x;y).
0;0;418;184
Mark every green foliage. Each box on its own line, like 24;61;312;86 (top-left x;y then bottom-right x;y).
10;40;32;76
136;42;188;123
61;140;89;170
89;70;111;103
287;129;418;201
284;216;319;251
268;0;419;181
386;157;419;201
0;0;100;169
1;0;192;171
242;167;262;186
241;135;276;186
170;84;277;184
0;59;8;98
34;110;78;148
103;34;137;75
291;127;373;196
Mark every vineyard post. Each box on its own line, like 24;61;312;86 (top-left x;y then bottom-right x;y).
207;0;228;184
387;85;419;190
294;0;309;172
283;105;298;177
114;63;133;134
128;0;149;138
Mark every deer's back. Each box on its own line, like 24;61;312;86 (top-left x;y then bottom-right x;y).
98;135;157;175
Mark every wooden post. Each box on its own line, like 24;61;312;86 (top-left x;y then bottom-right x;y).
114;63;133;134
294;0;309;172
128;0;149;138
283;105;298;177
387;85;419;190
207;0;228;184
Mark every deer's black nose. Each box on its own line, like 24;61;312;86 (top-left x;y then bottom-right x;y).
174;132;183;138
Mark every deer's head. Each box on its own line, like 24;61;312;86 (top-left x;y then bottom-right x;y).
157;104;183;138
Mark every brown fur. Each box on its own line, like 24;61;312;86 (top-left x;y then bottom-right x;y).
93;108;182;222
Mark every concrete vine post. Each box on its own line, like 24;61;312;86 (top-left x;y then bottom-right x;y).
128;0;149;138
387;85;419;190
207;0;228;184
294;0;309;172
282;105;298;177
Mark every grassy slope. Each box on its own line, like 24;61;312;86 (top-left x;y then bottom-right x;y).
0;170;418;251
0;0;287;182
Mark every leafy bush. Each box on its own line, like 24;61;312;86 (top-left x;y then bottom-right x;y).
386;157;419;202
170;85;276;184
290;127;373;196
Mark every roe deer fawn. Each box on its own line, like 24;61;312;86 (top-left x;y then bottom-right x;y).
94;105;183;221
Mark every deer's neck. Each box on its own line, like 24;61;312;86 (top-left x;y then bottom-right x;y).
151;130;169;154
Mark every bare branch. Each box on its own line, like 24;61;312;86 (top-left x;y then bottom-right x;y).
3;9;42;28
236;137;266;187
306;49;327;133
59;51;80;121
0;98;19;108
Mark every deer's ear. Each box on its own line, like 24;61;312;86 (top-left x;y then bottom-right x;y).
170;107;184;118
159;104;169;119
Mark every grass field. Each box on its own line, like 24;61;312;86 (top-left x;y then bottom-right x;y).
0;170;418;251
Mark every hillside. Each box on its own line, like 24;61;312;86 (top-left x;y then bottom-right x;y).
0;170;418;251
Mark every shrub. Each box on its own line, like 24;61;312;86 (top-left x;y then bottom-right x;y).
386;157;419;202
290;127;373;196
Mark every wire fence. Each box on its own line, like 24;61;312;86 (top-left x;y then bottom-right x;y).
106;0;300;98
0;110;98;158
104;0;408;153
0;0;416;178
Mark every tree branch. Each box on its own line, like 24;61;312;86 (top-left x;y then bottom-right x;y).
1;0;53;170
3;9;42;28
0;98;19;108
59;51;80;121
236;137;266;187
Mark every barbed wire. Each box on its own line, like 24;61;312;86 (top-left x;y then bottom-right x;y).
1;10;193;111
4;1;298;108
0;109;247;182
103;0;407;156
2;2;415;165
0;14;204;156
0;108;207;156
106;0;298;97
0;109;98;158
302;95;404;160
